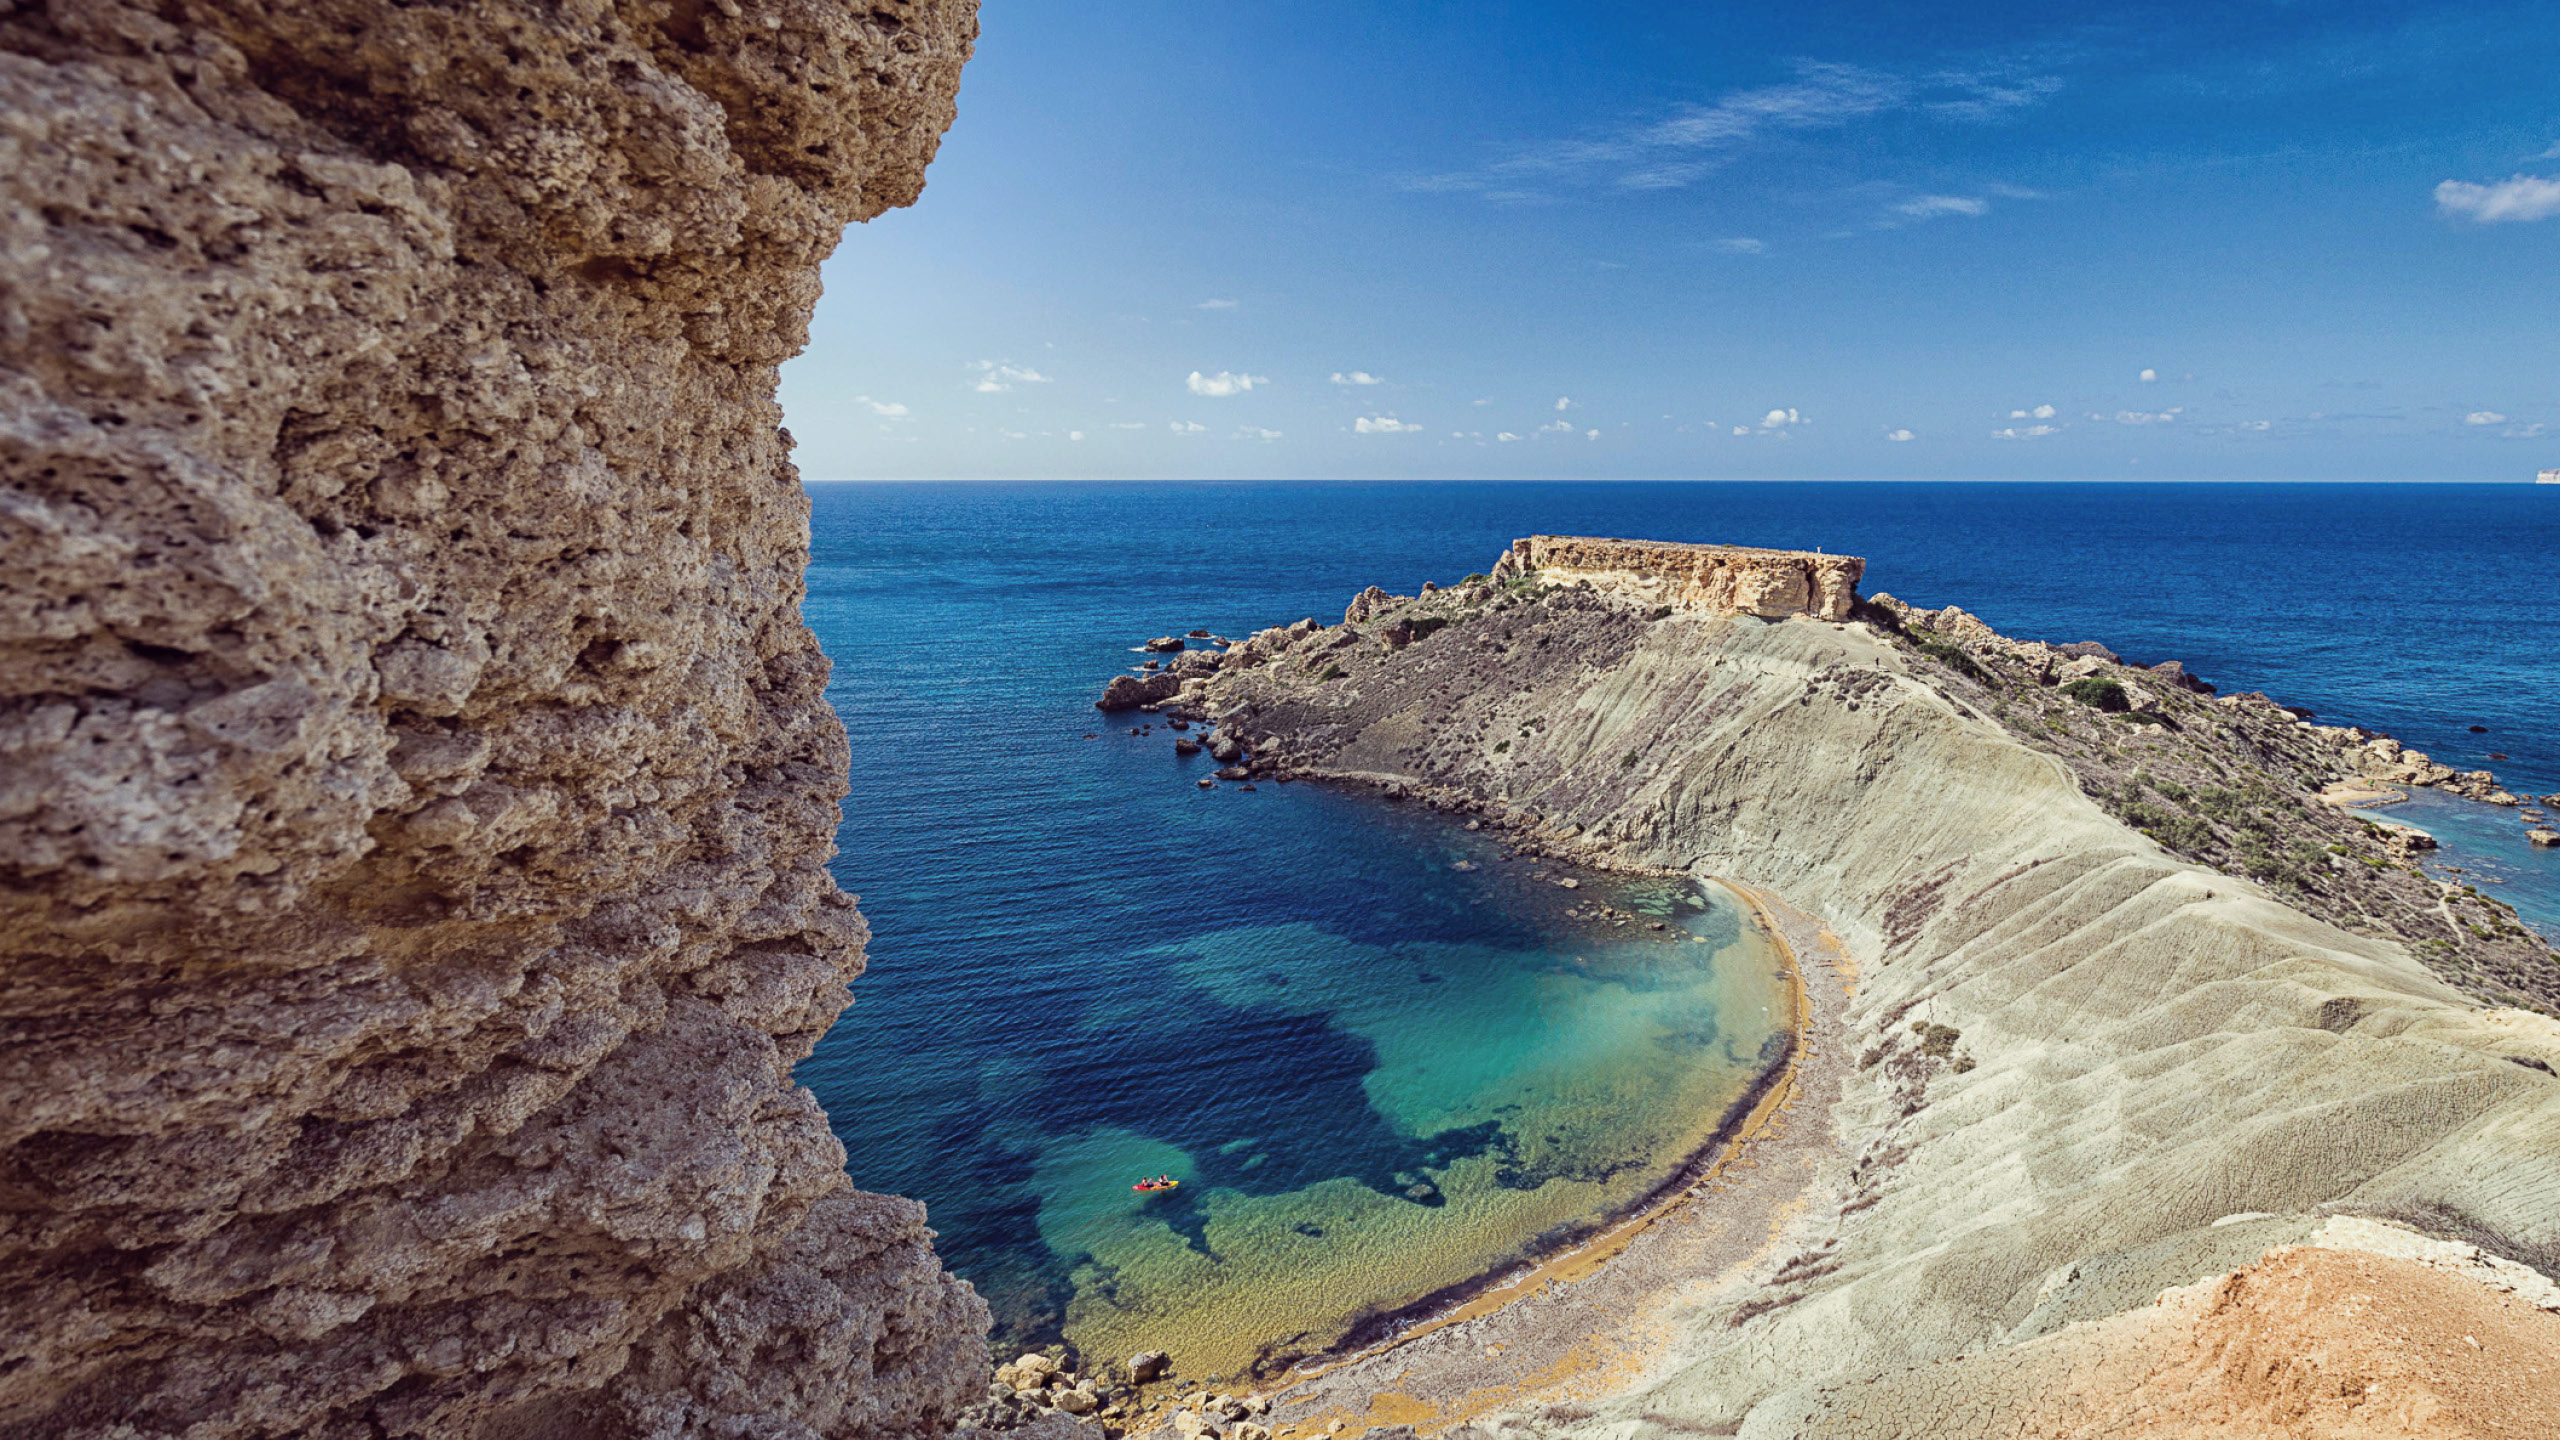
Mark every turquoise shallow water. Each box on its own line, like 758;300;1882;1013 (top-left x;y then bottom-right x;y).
2353;788;2560;944
795;479;2559;1375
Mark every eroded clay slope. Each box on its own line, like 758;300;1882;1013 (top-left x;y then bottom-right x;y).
1177;559;2560;1437
1;3;985;1436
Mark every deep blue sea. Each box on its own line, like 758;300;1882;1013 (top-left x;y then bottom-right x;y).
795;481;2559;1373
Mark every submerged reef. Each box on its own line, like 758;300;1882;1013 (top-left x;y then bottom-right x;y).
1114;540;2560;1439
0;3;988;1437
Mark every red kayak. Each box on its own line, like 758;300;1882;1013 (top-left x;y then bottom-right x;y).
1132;1179;1180;1193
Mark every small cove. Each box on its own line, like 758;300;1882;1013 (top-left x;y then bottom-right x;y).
794;479;2559;1380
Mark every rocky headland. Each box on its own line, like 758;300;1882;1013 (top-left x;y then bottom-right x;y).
3;4;990;1437
1097;537;2560;1438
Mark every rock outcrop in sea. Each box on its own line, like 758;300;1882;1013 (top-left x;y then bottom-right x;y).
1125;539;2560;1437
2;4;988;1436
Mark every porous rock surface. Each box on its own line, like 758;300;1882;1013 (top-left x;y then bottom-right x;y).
1168;541;2560;1437
1;2;985;1437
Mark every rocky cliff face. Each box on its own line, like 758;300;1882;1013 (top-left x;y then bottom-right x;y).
0;3;986;1437
1493;536;1863;621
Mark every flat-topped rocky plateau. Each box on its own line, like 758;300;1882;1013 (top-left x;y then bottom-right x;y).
1108;537;2560;1440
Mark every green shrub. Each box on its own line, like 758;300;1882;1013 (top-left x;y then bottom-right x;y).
2060;676;2129;712
1312;662;1346;683
2119;709;2169;727
1493;739;1510;753
1917;639;1990;683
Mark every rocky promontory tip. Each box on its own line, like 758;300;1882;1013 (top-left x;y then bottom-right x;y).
1497;535;1865;620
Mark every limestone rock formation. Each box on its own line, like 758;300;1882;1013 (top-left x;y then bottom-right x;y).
2;2;986;1436
1493;535;1864;620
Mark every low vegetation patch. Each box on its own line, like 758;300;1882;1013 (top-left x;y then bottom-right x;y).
1916;639;1990;683
2060;676;2129;712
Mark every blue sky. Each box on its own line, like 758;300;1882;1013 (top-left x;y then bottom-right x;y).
779;1;2560;480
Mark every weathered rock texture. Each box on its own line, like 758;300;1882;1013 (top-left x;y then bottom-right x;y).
1160;540;2560;1438
1492;536;1863;621
0;2;986;1436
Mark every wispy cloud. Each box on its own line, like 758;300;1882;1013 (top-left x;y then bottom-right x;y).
971;361;1052;393
855;395;909;416
1895;194;1989;220
2465;410;2508;425
1197;298;1239;309
1169;420;1207;434
1355;415;1424;434
2435;175;2560;223
1108;421;1148;430
1236;426;1282;442
1992;424;2061;439
1886;428;1915;442
1714;237;1767;254
2111;407;2182;425
1331;371;1384;386
1400;58;2063;199
1539;418;1576;433
1497;432;1522;443
1187;370;1268;397
2009;403;2057;420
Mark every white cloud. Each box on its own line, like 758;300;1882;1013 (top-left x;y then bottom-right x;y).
1715;237;1766;254
2540;142;2560;160
1585;428;1600;440
1555;396;1576;411
1236;426;1282;442
2008;403;2057;420
2114;407;2183;425
1885;428;1915;442
2138;368;2158;383
1197;298;1239;309
1895;194;1989;220
1069;431;1085;441
2435;175;2560;223
1401;59;2063;199
971;361;1053;393
1762;408;1802;427
1497;432;1522;443
2465;410;2509;425
1187;370;1267;397
2237;420;2272;432
1108;421;1148;430
1354;415;1424;434
1169;420;1207;434
854;395;910;417
2506;421;2548;438
1473;397;1493;406
1331;371;1384;386
1732;425;1749;435
1538;418;1575;433
1992;424;2061;439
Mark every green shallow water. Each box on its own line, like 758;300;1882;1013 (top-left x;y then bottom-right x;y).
1002;871;1793;1379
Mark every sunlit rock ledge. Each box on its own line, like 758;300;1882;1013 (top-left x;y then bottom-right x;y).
1489;536;1865;621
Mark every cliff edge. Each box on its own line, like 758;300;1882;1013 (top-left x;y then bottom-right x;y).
1155;540;2560;1437
1;4;986;1437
